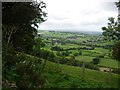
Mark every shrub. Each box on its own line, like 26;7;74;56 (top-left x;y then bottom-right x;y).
51;46;63;51
56;51;61;56
85;63;99;70
74;52;79;56
98;55;104;58
79;51;82;55
15;53;45;88
61;51;70;56
92;58;100;65
112;68;120;74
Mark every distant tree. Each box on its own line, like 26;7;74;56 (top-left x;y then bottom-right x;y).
56;51;61;56
92;58;100;65
79;51;82;55
61;51;70;56
74;52;79;56
51;46;63;51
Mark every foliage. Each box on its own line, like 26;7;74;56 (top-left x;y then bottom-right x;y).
101;1;120;60
51;46;64;51
92;58;100;65
112;68;120;74
43;72;110;88
15;53;44;88
74;52;79;56
45;61;119;88
79;51;82;55
112;41;120;61
102;17;120;40
2;1;47;88
34;49;55;61
61;51;70;56
85;62;99;70
2;2;47;52
33;38;46;56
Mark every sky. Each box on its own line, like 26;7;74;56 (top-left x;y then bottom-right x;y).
38;0;118;32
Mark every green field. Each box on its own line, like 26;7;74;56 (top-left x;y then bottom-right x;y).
38;30;119;88
98;58;119;68
44;61;119;88
76;56;95;62
75;56;119;68
3;3;120;89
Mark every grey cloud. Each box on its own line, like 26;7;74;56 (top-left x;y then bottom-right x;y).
101;2;118;12
38;0;118;32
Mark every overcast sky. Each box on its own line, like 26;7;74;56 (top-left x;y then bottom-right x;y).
38;0;118;32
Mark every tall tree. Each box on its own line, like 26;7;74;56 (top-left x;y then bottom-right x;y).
101;0;120;61
2;1;47;88
101;17;120;40
102;0;120;40
2;2;47;50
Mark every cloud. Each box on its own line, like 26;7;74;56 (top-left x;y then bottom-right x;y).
38;0;118;32
100;2;118;11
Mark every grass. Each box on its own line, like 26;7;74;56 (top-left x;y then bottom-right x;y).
38;31;119;88
58;44;80;49
68;38;88;43
44;61;119;88
94;48;109;53
98;58;119;68
75;55;119;68
97;41;114;46
82;50;103;57
41;31;75;38
75;55;95;62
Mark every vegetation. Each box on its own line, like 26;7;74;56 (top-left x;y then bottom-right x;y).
92;58;100;65
2;1;47;88
101;1;120;61
2;0;120;89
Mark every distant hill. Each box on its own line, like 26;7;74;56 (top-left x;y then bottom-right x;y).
38;29;102;35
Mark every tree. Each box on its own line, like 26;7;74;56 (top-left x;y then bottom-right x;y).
2;2;47;51
101;1;120;61
112;42;120;61
2;1;47;88
101;17;120;40
33;38;45;55
101;1;120;40
92;58;100;65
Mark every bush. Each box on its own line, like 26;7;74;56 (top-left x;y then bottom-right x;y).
51;46;63;51
74;52;79;56
98;55;104;58
112;68;120;74
56;51;61;56
61;51;70;56
85;63;99;70
92;58;100;65
15;53;45;88
79;51;82;55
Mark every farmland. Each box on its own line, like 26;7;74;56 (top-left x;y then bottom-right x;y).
2;1;120;89
43;61;119;88
39;30;118;68
36;30;120;88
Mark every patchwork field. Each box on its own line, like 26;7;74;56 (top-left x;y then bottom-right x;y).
37;30;119;88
